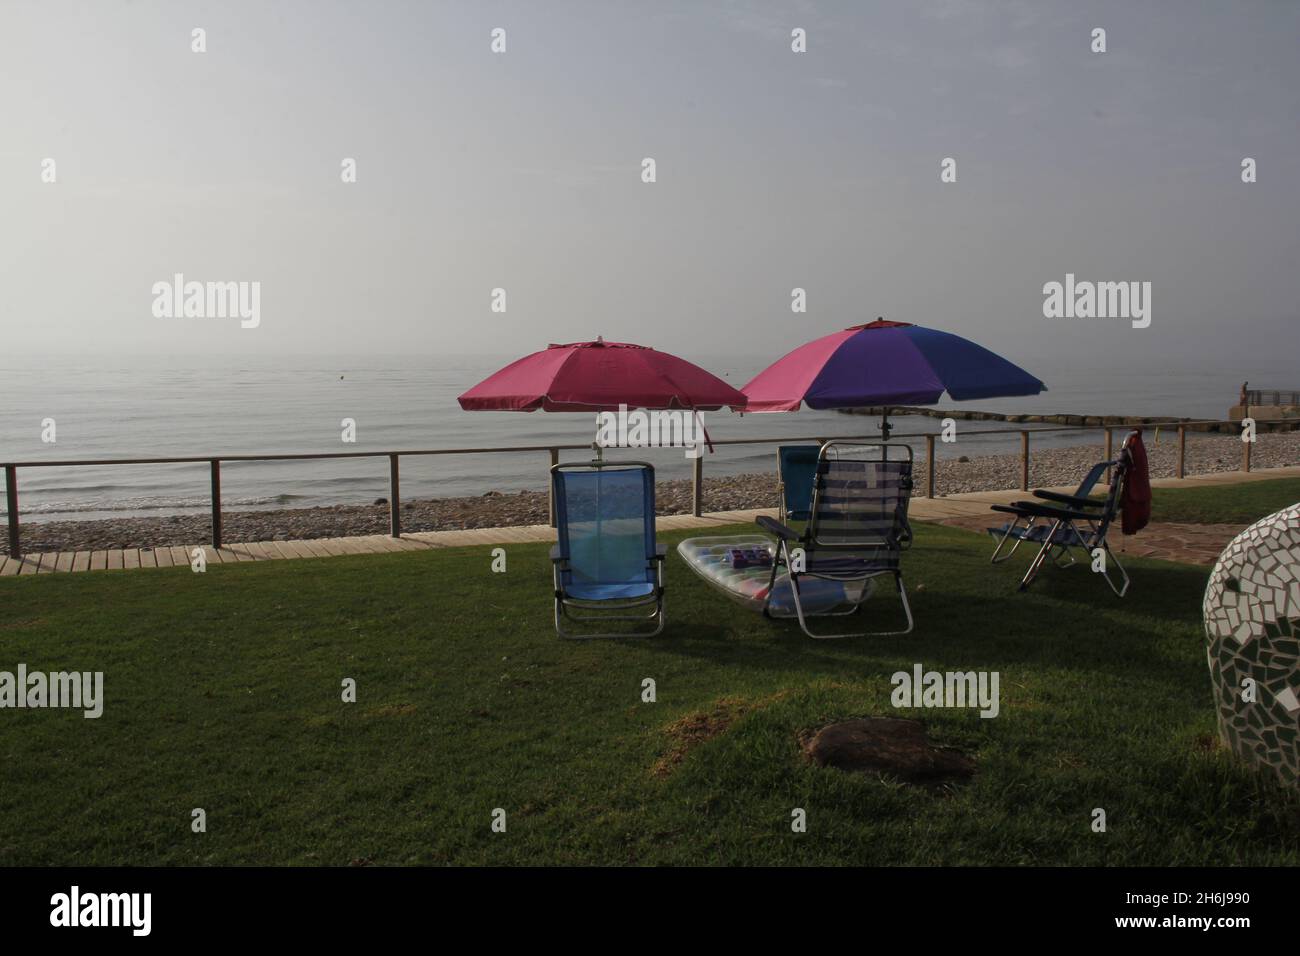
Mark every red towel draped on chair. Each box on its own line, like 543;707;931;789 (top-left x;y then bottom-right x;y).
1121;430;1151;535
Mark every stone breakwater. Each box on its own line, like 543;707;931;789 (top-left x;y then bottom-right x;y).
837;406;1300;431
5;433;1298;556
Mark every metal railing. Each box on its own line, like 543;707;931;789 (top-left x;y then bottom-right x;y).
1245;389;1300;407
0;418;1270;557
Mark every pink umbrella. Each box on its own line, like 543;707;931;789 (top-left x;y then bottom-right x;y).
458;337;746;412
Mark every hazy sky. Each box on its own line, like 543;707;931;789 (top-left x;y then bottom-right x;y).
2;0;1297;368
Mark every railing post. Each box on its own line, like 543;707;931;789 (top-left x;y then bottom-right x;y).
547;448;559;528
692;453;703;517
5;465;19;557
925;434;936;498
388;454;401;537
1177;426;1186;478
210;459;222;549
1019;431;1029;492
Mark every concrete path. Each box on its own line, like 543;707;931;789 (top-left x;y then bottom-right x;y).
3;466;1296;577
934;513;1248;567
924;465;1300;566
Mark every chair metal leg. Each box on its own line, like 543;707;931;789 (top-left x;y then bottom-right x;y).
759;540;787;618
555;597;665;639
1096;543;1130;597
991;518;1035;564
1017;519;1063;591
1011;519;1130;598
553;561;666;639
791;569;913;639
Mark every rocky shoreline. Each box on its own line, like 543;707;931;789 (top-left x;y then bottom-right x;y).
6;433;1297;556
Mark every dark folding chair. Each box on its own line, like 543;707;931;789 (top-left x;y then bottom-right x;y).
776;445;820;522
988;460;1111;565
550;460;666;639
756;441;914;638
987;432;1136;596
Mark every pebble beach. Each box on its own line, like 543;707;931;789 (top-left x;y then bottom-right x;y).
6;433;1298;556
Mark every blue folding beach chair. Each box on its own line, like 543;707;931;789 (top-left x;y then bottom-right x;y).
550;460;666;639
756;442;914;638
986;433;1136;596
987;460;1111;565
777;445;820;522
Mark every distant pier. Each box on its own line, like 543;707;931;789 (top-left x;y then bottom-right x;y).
1230;387;1300;423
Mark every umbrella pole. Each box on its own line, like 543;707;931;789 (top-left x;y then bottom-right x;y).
879;407;892;442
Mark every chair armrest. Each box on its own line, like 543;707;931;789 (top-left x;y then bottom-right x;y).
991;499;1068;517
550;544;564;562
993;501;1095;522
756;515;801;541
654;543;668;561
1032;489;1105;508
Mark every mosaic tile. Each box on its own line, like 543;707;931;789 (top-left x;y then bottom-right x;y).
1204;503;1300;786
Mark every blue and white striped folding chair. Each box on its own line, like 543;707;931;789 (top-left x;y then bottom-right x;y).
756;441;914;638
550;460;666;639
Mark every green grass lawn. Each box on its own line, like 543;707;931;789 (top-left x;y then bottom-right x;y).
1147;477;1300;525
2;520;1298;866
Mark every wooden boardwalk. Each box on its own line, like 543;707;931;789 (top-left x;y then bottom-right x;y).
0;509;782;577
3;466;1297;578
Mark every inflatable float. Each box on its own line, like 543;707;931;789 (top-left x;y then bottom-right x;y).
676;534;869;617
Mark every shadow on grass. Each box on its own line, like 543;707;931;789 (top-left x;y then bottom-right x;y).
654;526;1209;694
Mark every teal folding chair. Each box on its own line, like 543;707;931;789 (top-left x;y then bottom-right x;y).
777;445;820;523
550;460;666;639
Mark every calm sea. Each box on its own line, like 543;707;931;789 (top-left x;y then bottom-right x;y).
0;353;1265;522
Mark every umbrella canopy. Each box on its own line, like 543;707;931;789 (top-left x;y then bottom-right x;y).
458;338;746;412
741;319;1045;412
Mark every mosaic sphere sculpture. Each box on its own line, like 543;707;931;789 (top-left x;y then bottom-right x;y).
1203;503;1300;785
